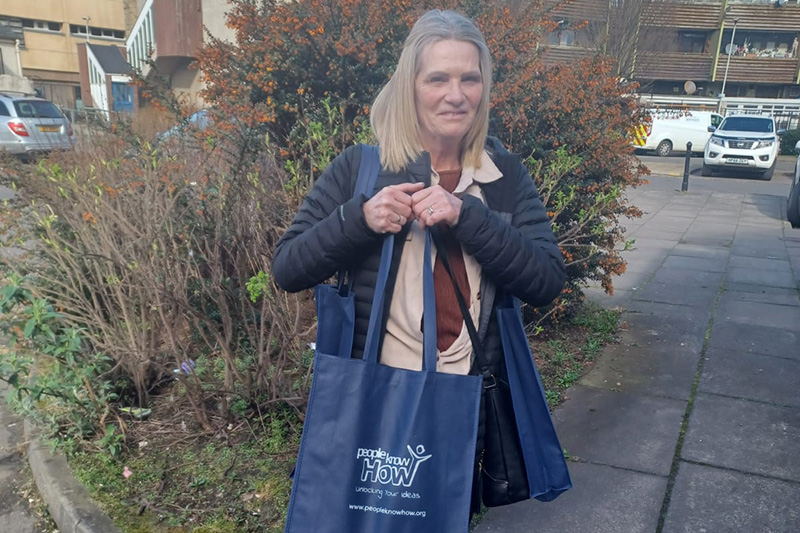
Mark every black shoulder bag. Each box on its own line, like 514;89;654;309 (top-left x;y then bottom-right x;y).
431;231;530;507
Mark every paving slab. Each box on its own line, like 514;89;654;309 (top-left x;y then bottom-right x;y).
632;281;718;307
670;243;730;260
682;393;800;482
700;348;800;408
662;462;800;533
552;385;685;476
585;287;632;309
660;254;728;272
580;337;700;400
474;462;666;533
623;300;713;325
650;267;724;287
716;297;800;330
721;287;800;307
731;242;790;261
679;234;735;248
726;266;797;289
709;320;799;360
728;255;794;272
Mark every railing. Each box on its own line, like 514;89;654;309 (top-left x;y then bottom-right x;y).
636;52;714;80
126;0;155;75
714;56;799;84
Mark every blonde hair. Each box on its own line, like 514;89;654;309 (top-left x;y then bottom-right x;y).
370;10;492;172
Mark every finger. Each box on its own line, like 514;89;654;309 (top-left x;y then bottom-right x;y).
392;182;425;194
411;187;435;204
390;189;414;207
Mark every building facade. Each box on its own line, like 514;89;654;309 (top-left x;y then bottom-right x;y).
545;0;800;100
126;0;235;108
0;0;128;108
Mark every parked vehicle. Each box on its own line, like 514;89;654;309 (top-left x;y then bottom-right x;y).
788;140;800;228
702;115;785;180
0;92;75;158
633;110;723;156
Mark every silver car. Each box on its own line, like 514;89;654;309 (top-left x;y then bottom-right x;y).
0;93;75;157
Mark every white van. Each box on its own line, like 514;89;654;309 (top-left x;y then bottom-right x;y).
633;110;723;156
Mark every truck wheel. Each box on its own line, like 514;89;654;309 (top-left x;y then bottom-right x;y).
701;163;714;177
656;140;672;157
760;162;775;181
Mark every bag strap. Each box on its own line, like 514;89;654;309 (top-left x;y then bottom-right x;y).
362;230;438;372
431;230;495;386
337;145;381;295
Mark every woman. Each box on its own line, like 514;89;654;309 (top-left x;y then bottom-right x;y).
273;8;565;513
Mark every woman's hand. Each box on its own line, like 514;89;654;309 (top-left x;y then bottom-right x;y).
363;182;424;234
411;185;463;229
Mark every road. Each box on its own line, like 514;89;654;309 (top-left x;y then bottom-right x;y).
637;154;795;197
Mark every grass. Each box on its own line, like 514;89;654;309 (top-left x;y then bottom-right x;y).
533;301;622;407
65;301;620;532
68;405;301;533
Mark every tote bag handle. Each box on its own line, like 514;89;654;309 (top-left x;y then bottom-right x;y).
335;145;382;295
362;231;438;372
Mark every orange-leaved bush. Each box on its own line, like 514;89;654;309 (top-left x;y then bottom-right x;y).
198;0;647;322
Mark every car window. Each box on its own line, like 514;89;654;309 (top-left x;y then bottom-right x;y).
719;116;773;133
0;102;9;116
12;100;63;119
711;114;722;127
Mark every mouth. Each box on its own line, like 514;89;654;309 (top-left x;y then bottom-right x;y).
438;111;467;119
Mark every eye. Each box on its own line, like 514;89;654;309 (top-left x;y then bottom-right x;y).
462;75;481;83
428;75;447;84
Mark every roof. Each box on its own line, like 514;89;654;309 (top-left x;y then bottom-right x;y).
87;44;132;75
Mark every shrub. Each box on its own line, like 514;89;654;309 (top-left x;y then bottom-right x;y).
198;0;647;323
1;116;313;440
780;128;800;156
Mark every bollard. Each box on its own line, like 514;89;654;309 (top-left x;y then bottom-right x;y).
681;142;692;192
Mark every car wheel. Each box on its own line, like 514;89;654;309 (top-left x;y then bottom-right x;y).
656;140;672;157
760;161;775;181
788;176;800;228
701;163;714;177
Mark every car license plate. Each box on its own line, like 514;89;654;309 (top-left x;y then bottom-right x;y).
38;126;60;133
727;158;749;165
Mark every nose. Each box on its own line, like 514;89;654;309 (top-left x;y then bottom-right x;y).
444;80;465;105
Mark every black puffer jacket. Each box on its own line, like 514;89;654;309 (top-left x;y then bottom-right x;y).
273;139;565;361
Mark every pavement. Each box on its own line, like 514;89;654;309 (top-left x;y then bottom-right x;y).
0;383;37;533
477;182;800;532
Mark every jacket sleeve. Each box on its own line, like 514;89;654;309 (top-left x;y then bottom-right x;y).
452;160;566;307
272;145;381;292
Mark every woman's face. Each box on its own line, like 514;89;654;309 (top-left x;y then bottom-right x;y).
414;39;483;154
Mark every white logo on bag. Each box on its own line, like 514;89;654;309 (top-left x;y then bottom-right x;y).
356;445;432;487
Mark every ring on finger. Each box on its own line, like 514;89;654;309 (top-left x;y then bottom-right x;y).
395;214;402;224
427;205;435;216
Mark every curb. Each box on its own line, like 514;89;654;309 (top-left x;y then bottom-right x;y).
25;420;121;533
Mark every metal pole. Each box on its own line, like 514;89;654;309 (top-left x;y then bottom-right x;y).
82;17;91;43
682;142;692;192
719;19;738;112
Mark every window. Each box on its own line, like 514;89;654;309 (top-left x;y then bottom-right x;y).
70;24;124;40
678;32;708;54
21;19;62;32
12;100;63;119
711;114;722;128
0;102;9;117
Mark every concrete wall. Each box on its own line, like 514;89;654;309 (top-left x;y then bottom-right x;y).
202;0;236;43
0;42;21;76
0;75;34;94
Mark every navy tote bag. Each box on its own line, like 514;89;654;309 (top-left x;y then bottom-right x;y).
285;232;482;532
496;294;572;502
313;146;381;356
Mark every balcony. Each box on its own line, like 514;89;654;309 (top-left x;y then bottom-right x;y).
126;0;203;77
724;4;800;30
541;46;597;66
636;52;714;81
543;0;608;22
714;56;799;84
642;1;723;29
